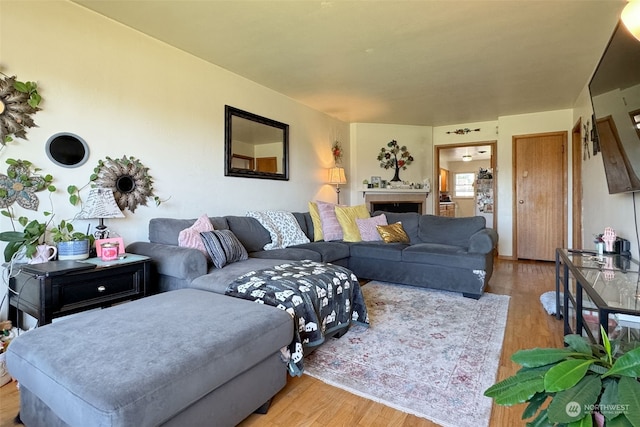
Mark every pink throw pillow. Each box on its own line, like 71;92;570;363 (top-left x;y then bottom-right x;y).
356;214;388;241
316;201;344;241
178;214;214;259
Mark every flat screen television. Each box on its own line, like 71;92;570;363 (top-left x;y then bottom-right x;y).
589;22;640;194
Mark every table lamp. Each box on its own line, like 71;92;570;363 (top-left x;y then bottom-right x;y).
78;188;125;239
328;167;347;204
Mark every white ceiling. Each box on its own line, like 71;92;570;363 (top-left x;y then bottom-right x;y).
73;0;625;127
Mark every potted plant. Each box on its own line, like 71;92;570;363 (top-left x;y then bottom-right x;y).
0;218;50;262
0;158;55;262
484;327;640;426
51;220;94;260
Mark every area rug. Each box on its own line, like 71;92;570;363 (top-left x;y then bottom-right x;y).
303;281;510;427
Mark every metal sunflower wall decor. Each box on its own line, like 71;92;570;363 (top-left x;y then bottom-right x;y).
91;156;161;213
0;74;42;146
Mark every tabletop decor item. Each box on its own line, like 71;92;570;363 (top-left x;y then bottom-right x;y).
484;327;640;426
377;139;413;182
0;73;42;148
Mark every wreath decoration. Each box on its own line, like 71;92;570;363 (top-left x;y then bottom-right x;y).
0;75;42;145
91;156;161;213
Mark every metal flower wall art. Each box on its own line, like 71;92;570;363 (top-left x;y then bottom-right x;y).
92;156;162;213
0;74;42;147
377;139;414;182
0;159;53;212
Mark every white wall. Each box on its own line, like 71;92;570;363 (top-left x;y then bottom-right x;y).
348;123;433;212
574;85;639;259
0;1;348;319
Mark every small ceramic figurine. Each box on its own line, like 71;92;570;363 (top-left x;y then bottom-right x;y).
602;227;616;253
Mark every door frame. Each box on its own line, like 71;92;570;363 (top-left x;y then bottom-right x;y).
512;131;568;260
571;120;583;249
434;141;497;229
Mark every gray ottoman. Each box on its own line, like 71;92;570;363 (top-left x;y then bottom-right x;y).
7;288;293;427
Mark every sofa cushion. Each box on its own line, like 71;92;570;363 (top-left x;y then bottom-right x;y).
373;211;420;243
289;241;350;262
292;212;314;241
377;222;410;243
335;204;370;242
178;214;215;260
149;217;228;246
418;215;486;247
317;201;344;241
402;243;487;270
308;202;324;241
356;214;387;241
246;210;310;250
226;216;272;252
249;248;322;262
201;230;249;269
349;241;406;261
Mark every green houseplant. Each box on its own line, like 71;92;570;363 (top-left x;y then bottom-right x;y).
51;220;94;260
484;327;640;426
0;159;55;262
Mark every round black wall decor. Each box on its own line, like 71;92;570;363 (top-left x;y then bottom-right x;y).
45;133;89;168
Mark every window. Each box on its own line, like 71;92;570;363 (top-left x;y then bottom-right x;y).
454;173;475;197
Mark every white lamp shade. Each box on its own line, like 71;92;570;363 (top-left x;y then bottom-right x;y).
78;188;125;219
328;167;347;184
622;1;640;42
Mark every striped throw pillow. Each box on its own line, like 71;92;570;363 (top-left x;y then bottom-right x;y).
200;230;248;269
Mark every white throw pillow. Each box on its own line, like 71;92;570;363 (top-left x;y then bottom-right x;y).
246;210;310;250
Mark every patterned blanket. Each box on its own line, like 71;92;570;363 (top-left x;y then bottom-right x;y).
225;260;369;376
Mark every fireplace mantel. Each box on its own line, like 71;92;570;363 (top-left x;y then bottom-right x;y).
361;189;430;214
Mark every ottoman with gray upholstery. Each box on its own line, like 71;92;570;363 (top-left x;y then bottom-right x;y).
7;288;293;427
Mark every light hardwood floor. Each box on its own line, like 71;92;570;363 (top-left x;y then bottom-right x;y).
0;258;563;427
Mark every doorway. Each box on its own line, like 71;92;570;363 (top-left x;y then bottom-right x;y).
435;141;497;229
513;131;567;261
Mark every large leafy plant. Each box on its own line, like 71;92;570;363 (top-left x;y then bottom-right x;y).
484;328;640;426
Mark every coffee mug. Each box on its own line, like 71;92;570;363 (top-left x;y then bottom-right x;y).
29;244;58;264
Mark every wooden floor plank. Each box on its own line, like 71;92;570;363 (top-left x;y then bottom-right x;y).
0;258;563;426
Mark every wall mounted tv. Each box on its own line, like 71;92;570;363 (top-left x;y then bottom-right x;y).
589;22;640;194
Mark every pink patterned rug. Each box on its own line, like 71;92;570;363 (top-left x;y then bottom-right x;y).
303;281;510;427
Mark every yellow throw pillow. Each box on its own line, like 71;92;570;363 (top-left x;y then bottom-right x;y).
377;222;410;244
335;204;370;242
308;201;324;241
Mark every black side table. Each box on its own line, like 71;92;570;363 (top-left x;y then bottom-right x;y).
8;254;150;327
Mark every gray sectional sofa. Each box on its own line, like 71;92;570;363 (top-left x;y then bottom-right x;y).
128;211;498;299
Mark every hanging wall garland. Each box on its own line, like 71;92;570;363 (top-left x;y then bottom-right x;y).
0;74;42;145
91;156;162;213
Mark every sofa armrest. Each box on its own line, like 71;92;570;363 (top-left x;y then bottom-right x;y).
468;228;498;254
126;242;208;282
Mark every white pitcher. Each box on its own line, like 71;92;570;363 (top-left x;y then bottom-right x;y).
29;244;58;264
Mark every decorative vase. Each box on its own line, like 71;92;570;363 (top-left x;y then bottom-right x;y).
391;166;401;182
57;240;90;261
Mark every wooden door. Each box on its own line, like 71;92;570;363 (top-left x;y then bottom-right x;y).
256;157;277;173
514;132;566;261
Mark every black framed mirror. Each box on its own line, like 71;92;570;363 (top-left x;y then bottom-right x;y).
225;105;289;180
45;132;90;168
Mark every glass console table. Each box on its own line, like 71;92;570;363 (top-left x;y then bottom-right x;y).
555;248;640;344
